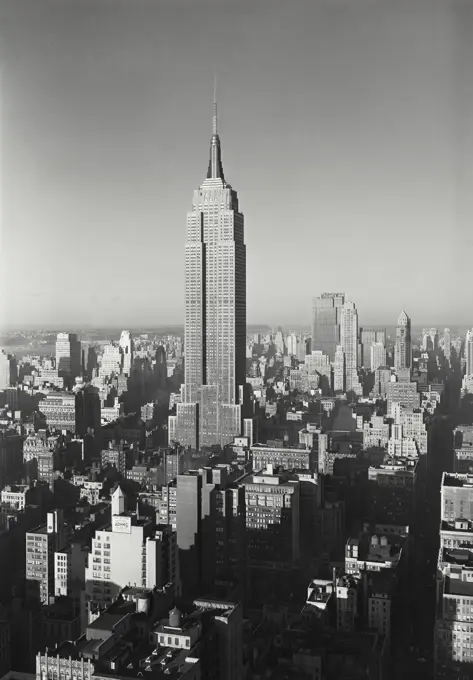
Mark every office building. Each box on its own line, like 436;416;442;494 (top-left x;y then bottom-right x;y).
251;443;315;472
100;442;128;474
333;345;345;393
100;343;123;378
311;293;345;361
243;467;300;567
466;329;473;377
119;330;133;376
0;429;24;489
394;311;411;372
38;393;76;431
163;446;185;484
0;351;16;390
170;98;246;449
421;328;439;352
340;301;362;395
26;510;66;604
453;426;473;474
84;487;179;618
370;342;387;373
82;344;98;379
55;333;81;382
359;328;386;369
0;484;30;510
387;379;420;415
75;384;101;438
443;328;451;364
434;473;473;676
435;547;473;676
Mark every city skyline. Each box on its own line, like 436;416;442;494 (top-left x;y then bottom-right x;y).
2;0;473;329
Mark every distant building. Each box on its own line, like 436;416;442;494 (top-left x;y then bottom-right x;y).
251;443;315;472
0;351;16;390
340;301;362;395
333;345;345;393
38;393;76;431
443;328;451;363
359;328;386;369
119;330;133;377
311;293;345;361
466;329;473;376
370;342;387;373
387;380;420;415
394;311;411;372
55;333;81;382
100;343;122;378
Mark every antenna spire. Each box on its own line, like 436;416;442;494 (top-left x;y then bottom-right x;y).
213;73;217;135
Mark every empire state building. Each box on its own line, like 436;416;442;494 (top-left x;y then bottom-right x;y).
169;100;246;449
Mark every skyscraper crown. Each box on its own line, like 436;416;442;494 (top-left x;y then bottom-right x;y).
397;310;409;326
206;82;225;181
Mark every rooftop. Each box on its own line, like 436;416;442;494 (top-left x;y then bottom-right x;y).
442;472;473;488
440;547;473;569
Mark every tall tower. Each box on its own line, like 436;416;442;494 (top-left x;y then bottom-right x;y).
311;293;345;361
171;95;246;449
443;328;451;364
55;333;81;382
466;329;473;376
119;330;133;376
340;301;361;395
394;310;411;372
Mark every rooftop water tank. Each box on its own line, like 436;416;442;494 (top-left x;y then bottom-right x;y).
169;607;181;628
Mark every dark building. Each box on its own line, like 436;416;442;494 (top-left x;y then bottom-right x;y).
176;471;203;597
75;384;101;438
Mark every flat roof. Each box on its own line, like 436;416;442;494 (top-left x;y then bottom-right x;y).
442;473;473;488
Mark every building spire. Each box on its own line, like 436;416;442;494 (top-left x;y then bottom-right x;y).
213;73;217;136
207;75;225;181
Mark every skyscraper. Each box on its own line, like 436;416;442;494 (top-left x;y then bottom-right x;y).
55;333;81;382
340;301;362;395
359;327;386;369
170;97;246;449
394;310;412;372
370;342;387;373
0;351;16;390
466;329;473;376
119;330;133;376
443;328;451;364
333;345;345;393
311;293;345;361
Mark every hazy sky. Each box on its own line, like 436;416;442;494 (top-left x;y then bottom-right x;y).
1;0;472;329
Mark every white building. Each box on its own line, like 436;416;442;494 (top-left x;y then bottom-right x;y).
1;484;29;510
370;342;387;373
333;345;345;393
84;487;179;620
100;343;123;378
119;330;133;376
340;301;362;395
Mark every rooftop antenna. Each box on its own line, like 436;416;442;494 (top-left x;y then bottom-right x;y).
213;73;217;135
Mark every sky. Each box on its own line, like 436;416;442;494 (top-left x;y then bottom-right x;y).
0;0;472;329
